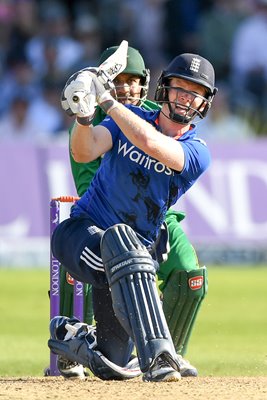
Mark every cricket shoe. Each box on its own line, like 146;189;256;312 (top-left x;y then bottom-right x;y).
177;355;198;377
142;354;181;382
57;356;87;380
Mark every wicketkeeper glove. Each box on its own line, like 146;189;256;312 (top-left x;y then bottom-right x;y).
61;68;98;125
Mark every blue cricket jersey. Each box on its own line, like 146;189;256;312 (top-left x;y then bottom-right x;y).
71;105;211;245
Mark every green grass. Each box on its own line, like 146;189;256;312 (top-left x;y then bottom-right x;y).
0;269;50;376
0;266;266;377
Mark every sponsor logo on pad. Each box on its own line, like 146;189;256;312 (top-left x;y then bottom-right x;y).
189;276;203;290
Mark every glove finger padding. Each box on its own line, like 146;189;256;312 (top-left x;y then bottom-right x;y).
61;69;97;119
85;71;117;114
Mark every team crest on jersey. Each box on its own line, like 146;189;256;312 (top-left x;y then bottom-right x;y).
190;58;201;73
188;276;203;290
66;272;74;285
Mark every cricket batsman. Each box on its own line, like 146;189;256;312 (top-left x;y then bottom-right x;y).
49;43;215;381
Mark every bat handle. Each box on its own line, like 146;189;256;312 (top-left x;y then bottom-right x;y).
72;91;86;103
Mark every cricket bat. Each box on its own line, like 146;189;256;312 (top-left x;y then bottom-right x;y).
62;40;128;115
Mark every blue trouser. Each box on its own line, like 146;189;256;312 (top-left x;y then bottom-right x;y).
51;216;133;366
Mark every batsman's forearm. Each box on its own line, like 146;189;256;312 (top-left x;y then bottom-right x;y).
109;102;158;151
108;103;185;171
70;121;97;163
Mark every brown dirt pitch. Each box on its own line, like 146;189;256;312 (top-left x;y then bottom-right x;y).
0;376;267;400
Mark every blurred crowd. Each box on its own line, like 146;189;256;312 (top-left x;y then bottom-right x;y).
1;0;267;143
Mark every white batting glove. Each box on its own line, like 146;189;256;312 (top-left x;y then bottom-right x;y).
85;71;118;115
61;69;98;125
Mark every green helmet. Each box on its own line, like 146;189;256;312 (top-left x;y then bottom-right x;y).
98;45;150;104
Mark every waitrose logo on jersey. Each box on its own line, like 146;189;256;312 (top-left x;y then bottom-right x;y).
117;139;172;175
